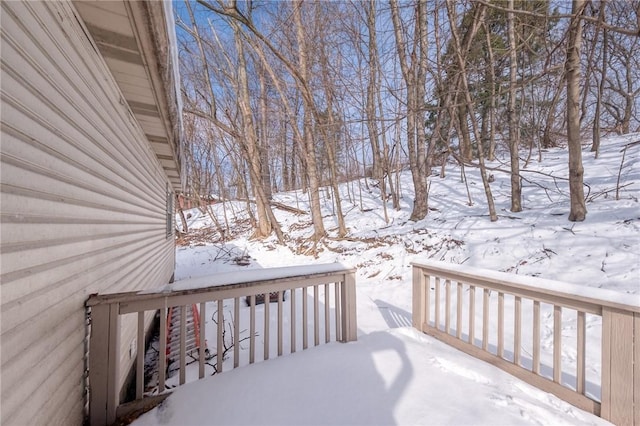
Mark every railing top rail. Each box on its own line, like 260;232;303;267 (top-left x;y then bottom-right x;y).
412;260;640;314
86;263;355;307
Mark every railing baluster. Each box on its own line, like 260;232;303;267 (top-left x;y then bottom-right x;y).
179;305;186;385
445;279;451;334
482;288;489;351
469;285;475;345
199;302;206;379
498;292;504;358
234;297;240;368
553;305;562;383
303;286;308;349
435;277;441;330
277;291;283;357
533;300;540;374
217;299;223;372
249;295;255;364
425;275;430;328
158;306;167;392
324;284;330;343
456;282;463;339
314;285;319;346
264;293;270;360
291;288;297;353
514;296;521;366
577;310;586;394
334;282;341;342
136;311;144;399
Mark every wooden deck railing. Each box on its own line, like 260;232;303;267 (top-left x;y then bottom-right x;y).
412;260;639;426
86;264;357;425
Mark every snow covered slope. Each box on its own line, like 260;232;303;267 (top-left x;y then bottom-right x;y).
135;134;638;425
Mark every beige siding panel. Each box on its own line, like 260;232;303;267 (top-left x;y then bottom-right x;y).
113;82;157;104
111;63;150;81
107;60;152;84
1;222;162;252
151;141;177;157
0;9;165;189
0;241;173;411
1;234;168;331
1;236;173;361
68;2;131;34
0;132;163;214
38;386;85;426
1;1;176;425
76;1;128;17
0;66;164;200
101;59;153;93
2;325;84;424
1;220;163;278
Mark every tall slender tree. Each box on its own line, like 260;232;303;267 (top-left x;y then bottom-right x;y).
566;0;587;222
389;0;430;221
507;0;522;212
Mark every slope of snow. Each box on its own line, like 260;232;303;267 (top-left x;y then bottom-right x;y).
134;134;639;425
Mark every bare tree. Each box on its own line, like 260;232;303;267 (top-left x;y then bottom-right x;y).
566;0;587;222
180;0;283;241
507;0;522;212
389;0;430;221
365;0;383;182
445;0;498;221
592;4;607;156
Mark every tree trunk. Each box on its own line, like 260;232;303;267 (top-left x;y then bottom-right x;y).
483;22;497;161
293;1;326;240
592;7;607;156
366;0;383;181
416;0;430;194
543;74;565;148
457;102;473;161
232;20;273;238
567;0;587;222
177;195;189;234
446;0;497;222
257;69;273;200
390;0;429;221
507;0;522;212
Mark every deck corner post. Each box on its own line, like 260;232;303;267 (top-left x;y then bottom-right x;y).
88;302;120;426
412;265;426;331
601;307;637;425
340;271;357;342
635;312;640;426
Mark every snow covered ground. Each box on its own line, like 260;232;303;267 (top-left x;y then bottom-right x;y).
134;134;639;425
134;328;608;425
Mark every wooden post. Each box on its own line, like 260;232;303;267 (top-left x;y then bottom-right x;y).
601;307;636;425
412;266;426;330
136;311;144;399
635;313;640;426
341;272;358;342
217;300;224;371
199;302;206;379
89;302;120;426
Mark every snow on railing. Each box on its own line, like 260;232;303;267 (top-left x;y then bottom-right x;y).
86;264;357;425
411;260;640;426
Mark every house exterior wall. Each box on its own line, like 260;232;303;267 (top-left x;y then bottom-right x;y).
1;1;176;424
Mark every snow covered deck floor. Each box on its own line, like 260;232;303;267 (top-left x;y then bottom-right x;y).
132;327;607;425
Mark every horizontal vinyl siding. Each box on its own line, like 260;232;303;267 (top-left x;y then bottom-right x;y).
0;1;175;425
